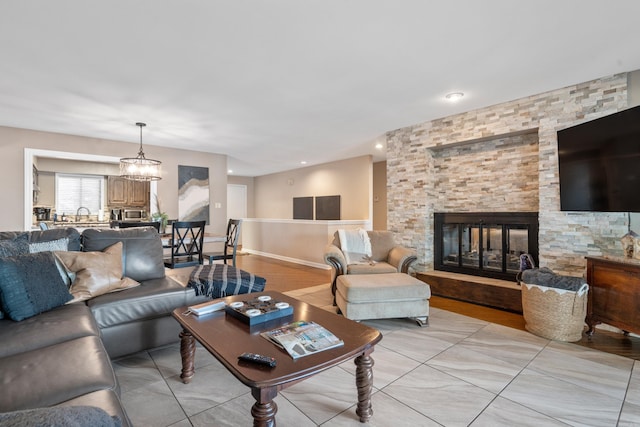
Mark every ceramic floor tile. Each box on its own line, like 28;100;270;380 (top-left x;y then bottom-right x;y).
501;369;623;426
426;343;523;394
323;391;441;426
383;364;496;427
377;327;459;363
619;400;640;426
458;323;548;367
469;396;567;426
111;299;640;426
527;345;632;400
547;340;635;370
167;418;193;427
338;344;422;389
166;362;251;416
190;392;317;426
149;341;219;379
281;366;361;425
624;361;640;407
112;351;165;393
360;318;420;334
120;379;186;427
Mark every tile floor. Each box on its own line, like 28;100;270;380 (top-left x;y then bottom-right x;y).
113;285;640;426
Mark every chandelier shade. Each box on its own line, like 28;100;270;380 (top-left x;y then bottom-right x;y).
120;122;162;181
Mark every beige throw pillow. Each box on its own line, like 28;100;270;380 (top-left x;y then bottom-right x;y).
55;242;140;303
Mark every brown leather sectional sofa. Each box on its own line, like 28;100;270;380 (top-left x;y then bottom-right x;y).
0;226;206;425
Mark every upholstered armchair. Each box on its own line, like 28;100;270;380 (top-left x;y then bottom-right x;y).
323;230;417;300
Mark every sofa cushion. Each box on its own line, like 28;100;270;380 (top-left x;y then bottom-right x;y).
347;261;398;275
56;242;140;303
29;227;82;251
88;277;202;329
0;302;99;358
0;335;117;411
367;230;396;261
0;251;73;321
81;227;165;281
0;405;122;427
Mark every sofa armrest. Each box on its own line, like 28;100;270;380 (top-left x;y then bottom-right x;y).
388;246;417;273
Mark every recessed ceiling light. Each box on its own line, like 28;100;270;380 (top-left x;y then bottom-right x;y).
300;161;307;165
227;169;233;174
375;143;384;150
445;92;464;101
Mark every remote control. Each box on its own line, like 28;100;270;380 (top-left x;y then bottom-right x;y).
238;352;277;368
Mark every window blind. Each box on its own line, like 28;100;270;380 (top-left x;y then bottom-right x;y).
55;173;104;216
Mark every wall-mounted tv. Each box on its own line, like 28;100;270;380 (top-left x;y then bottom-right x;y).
557;105;640;212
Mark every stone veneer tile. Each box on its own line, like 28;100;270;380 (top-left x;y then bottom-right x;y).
386;73;629;275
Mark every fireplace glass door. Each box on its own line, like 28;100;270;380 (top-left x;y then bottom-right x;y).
435;212;538;281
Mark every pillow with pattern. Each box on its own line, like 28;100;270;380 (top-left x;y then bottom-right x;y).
0;251;73;321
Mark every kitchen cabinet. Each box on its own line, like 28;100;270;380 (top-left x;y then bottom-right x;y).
107;176;150;207
586;256;640;336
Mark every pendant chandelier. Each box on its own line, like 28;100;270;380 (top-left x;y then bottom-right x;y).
119;122;162;181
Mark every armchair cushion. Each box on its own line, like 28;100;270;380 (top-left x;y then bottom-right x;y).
347;262;398;275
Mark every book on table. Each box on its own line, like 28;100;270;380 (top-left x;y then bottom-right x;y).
261;320;344;359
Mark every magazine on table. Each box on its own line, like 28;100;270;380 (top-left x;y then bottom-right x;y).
261;320;344;359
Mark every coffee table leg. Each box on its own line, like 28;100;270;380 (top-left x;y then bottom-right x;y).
251;387;278;427
355;351;374;422
179;328;196;384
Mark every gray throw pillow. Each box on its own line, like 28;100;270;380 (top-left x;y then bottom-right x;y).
28;237;69;253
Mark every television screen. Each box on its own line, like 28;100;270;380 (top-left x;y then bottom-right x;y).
557;105;640;212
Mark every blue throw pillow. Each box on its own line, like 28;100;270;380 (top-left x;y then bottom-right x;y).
0;233;30;319
0;251;72;321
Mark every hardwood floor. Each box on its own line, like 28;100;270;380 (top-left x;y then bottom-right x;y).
170;254;640;361
234;253;332;293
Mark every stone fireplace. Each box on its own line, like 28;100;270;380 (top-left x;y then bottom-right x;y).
386;73;630;279
434;212;538;281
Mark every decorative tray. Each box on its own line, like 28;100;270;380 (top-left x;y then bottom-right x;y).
224;295;294;326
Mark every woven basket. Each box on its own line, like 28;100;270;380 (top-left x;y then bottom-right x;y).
520;282;589;342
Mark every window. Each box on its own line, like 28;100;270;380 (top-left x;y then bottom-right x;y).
55;173;104;216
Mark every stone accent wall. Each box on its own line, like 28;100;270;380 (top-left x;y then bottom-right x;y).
430;132;539;212
387;73;629;276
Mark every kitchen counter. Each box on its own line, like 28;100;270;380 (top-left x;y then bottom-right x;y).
34;221;113;230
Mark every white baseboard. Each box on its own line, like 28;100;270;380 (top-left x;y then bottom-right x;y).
242;249;331;270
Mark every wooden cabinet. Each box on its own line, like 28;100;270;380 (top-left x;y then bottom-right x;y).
586;256;640;335
107;176;150;207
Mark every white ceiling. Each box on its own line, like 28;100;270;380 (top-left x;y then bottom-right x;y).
1;1;640;177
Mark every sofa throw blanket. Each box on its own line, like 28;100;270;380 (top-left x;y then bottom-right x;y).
188;264;266;298
338;228;372;265
521;267;586;292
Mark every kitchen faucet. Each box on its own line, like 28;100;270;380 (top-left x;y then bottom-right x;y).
76;206;91;222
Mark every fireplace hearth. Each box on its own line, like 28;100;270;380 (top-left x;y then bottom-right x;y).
434;212;539;281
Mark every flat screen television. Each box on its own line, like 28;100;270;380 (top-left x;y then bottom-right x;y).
557;105;640;212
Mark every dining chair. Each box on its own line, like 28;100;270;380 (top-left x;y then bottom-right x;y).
163;220;206;268
203;219;242;267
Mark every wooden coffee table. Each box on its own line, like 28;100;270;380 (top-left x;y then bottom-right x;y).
172;290;382;426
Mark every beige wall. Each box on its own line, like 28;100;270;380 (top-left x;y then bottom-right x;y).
253;155;372;220
0;126;228;234
372;161;387;230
